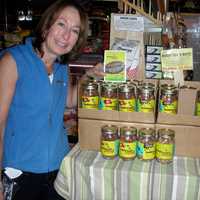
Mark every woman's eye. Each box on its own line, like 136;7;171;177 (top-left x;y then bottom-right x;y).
72;29;79;35
57;22;65;27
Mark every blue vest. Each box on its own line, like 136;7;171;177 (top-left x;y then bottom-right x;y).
2;39;70;173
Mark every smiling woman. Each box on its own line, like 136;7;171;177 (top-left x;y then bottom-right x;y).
0;1;98;200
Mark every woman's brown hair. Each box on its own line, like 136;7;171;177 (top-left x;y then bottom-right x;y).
33;0;88;63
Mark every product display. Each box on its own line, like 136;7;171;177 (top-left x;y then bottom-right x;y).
137;128;156;161
100;124;176;163
100;125;119;159
99;83;118;110
137;82;155;113
118;83;136;112
159;84;178;114
156;128;175;164
81;81;99;109
81;80;157;113
119;126;137;160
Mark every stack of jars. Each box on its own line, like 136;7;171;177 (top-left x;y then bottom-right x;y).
81;80;156;113
81;80;200;116
100;125;175;164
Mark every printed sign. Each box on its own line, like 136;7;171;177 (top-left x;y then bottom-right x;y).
114;15;144;32
161;48;193;71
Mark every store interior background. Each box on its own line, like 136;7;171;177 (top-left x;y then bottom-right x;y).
1;0;200;79
1;0;200;145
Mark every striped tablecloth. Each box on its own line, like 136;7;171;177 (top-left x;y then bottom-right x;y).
54;144;200;200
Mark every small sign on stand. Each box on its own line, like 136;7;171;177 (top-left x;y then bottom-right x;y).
104;50;126;82
161;48;193;86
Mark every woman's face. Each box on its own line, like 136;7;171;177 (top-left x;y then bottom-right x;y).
43;6;81;59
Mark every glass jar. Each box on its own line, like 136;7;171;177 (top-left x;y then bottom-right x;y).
137;128;156;161
118;83;136;112
119;126;137;160
156;129;175;164
195;90;200;116
100;125;119;159
137;82;155;113
81;81;99;109
159;84;178;114
99;83;118;110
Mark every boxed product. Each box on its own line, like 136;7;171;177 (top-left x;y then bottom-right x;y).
157;80;200;126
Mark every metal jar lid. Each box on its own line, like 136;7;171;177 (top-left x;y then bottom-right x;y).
138;82;155;94
84;81;98;90
101;83;118;92
161;84;177;95
120;126;137;136
101;125;118;135
118;83;135;93
157;128;175;139
138;127;155;137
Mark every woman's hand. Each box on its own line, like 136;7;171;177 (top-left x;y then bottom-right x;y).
85;62;105;79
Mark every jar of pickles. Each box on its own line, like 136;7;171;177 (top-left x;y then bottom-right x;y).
137;82;155;113
118;83;136;112
156;129;175;164
99;83;118;110
195;90;200;116
100;125;119;159
137;128;156;161
119;126;137;160
159;84;178;114
81;81;99;109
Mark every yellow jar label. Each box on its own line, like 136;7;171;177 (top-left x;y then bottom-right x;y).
156;143;174;160
196;102;200;116
137;99;155;113
119;99;136;112
100;97;118;110
159;100;177;114
82;96;99;109
137;142;155;160
101;140;119;157
119;141;136;158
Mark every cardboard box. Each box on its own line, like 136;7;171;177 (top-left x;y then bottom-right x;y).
78;118;155;151
79;119;200;158
156;124;200;158
78;79;158;123
157;80;200;126
78;108;156;123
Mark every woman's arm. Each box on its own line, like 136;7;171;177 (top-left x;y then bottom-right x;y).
0;52;18;185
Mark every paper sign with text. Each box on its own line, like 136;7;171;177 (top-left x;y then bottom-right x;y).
161;48;193;71
114;15;144;32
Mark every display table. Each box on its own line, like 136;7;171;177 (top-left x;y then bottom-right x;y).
54;144;200;200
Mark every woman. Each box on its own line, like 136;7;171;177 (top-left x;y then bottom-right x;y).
0;0;103;199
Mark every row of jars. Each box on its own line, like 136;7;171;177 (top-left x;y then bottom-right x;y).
81;80;180;114
100;125;175;164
